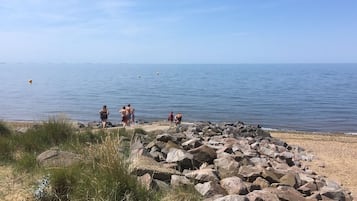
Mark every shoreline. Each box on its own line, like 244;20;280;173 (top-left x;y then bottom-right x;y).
2;119;357;136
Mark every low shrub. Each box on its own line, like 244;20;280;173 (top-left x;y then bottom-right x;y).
77;128;102;144
0;121;11;137
49;166;80;201
0;136;14;162
15;117;75;153
14;152;38;172
43;135;158;201
134;128;147;135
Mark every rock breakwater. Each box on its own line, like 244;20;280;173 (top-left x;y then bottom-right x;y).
129;121;353;201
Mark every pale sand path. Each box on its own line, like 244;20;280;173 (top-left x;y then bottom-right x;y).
271;132;357;197
0;166;33;201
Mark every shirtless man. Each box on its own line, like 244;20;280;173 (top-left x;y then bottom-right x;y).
119;106;127;127
175;113;182;125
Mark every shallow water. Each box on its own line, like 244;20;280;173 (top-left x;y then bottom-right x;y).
1;63;357;133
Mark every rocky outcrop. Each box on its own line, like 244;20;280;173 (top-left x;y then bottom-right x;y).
128;121;354;201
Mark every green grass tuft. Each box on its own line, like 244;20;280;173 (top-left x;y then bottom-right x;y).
0;136;14;162
14;117;75;153
14;152;38;172
47;135;158;201
0;121;12;137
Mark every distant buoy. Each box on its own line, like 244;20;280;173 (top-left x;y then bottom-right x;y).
28;79;32;84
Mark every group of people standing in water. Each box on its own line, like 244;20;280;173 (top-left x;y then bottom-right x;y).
99;104;135;128
99;104;183;128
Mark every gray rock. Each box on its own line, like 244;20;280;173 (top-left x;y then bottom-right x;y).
153;179;170;191
36;148;81;167
156;133;176;142
185;168;219;182
320;186;353;201
220;176;248;195
261;168;284;184
272;186;307;201
249;157;269;167
166;148;194;170
253;177;270;189
195;181;227;198
246;189;279;201
149;151;165;162
298;182;318;196
299;172;315;184
279;172;300;188
171;175;192;187
259;146;276;158
238;165;262;182
214;156;240;179
182;137;203;150
137;173;153;190
188;145;217;164
213;195;248;201
129;155;181;182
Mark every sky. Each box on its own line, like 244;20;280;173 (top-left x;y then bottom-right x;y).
0;0;356;64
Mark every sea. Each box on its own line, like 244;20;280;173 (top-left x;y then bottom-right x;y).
1;63;357;134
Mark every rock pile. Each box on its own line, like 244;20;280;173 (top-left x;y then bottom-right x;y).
129;121;353;201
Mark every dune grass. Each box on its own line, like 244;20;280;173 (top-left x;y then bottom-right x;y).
37;135;157;201
1;118;201;201
0;121;12;137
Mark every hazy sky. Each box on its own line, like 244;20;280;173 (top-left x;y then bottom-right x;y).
0;0;356;63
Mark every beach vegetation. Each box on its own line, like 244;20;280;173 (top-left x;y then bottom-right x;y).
0;136;14;162
0;121;12;137
13;117;75;153
14;152;38;172
1;119;201;200
36;135;157;201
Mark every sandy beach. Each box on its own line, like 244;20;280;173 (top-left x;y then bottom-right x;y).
271;131;357;197
1;121;356;200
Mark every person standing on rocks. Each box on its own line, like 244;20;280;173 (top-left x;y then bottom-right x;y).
119;106;127;127
168;112;174;124
99;105;109;128
126;104;135;124
174;113;182;125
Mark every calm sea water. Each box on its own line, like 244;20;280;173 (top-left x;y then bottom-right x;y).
1;63;357;133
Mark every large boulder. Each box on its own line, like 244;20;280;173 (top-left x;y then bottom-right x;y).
214;155;240;179
238;165;262;182
36;147;81;167
188;145;217;165
246;189;280;201
195;181;227;198
129;155;181;182
220;176;248;195
185;168;220;182
166;148;194;170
